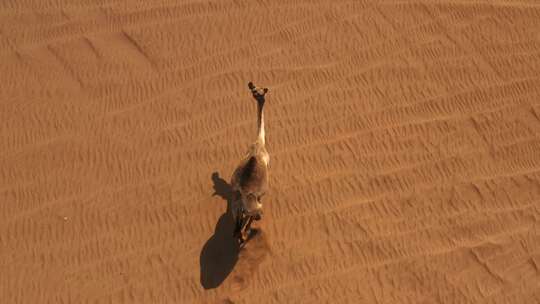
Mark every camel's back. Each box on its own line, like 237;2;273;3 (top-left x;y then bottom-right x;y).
231;155;268;196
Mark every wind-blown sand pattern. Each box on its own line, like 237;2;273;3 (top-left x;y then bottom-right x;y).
2;1;540;303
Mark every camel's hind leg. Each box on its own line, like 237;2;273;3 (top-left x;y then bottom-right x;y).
231;195;244;239
233;209;244;239
239;215;255;245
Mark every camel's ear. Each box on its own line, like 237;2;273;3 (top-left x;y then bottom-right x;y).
263;88;268;95
248;82;255;90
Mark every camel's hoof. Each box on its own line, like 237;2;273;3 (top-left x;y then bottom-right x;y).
238;235;248;249
249;228;258;237
233;226;241;238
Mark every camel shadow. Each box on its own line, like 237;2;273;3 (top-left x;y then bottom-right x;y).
199;172;240;289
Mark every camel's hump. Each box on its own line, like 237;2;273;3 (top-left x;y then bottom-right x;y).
232;156;268;195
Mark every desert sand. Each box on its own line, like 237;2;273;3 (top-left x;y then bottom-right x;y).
1;0;540;303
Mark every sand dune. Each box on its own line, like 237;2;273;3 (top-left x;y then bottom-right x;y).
1;1;540;303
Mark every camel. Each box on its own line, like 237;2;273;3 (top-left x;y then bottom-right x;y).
231;82;270;245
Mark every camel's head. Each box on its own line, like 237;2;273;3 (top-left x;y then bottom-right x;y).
248;82;268;105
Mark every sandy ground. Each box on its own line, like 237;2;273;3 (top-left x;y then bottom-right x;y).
2;1;540;303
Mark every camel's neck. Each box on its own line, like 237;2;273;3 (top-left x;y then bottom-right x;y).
257;101;265;145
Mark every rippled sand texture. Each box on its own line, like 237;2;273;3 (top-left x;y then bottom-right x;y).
2;1;540;303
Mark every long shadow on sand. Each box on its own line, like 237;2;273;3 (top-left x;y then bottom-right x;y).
200;172;240;289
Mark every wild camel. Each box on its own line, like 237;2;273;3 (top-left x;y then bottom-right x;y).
231;82;269;246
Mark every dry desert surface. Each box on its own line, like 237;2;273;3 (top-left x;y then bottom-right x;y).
1;0;540;303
